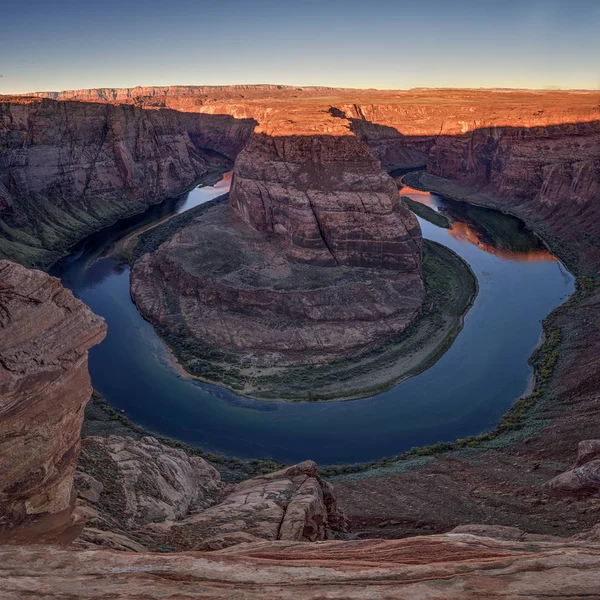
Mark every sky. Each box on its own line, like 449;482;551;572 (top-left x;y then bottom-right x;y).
1;0;599;94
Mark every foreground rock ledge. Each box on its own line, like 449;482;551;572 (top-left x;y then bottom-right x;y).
3;535;600;599
0;260;106;542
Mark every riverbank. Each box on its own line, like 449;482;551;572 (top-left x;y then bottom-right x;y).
326;173;600;539
401;196;452;229
131;231;477;402
1;165;230;270
74;171;571;464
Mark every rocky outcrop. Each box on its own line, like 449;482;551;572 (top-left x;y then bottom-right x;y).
0;260;106;543
159;460;346;550
230;130;422;269
75;436;222;532
0;259;347;551
546;440;600;497
3;534;600;599
131;196;423;377
0;97;254;267
72;436;347;552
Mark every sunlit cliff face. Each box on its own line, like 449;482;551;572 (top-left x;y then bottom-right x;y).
400;187;557;263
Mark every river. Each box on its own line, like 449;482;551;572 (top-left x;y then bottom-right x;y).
51;173;574;465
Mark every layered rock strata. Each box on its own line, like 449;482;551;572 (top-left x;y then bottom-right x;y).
131;118;424;373
0;260;106;542
3;534;600;599
6;88;598;271
0;97;254;266
229;130;422;269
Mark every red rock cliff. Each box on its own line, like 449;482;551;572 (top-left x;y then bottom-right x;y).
0;97;254;267
0;260;106;543
230;129;422;270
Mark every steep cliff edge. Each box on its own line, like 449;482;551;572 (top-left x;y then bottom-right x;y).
0;260;106;543
0;97;254;267
422;123;600;272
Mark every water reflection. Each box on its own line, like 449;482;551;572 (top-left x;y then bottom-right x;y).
400;186;556;263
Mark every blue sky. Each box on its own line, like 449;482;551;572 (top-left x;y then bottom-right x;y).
1;0;598;93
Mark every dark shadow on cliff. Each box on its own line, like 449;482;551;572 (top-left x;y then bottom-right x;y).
327;108;600;274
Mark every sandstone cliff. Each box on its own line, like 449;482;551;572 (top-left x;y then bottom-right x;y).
0;260;106;543
0;97;254;267
230;130;422;269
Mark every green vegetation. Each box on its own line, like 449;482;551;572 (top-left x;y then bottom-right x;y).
402;196;452;229
152;239;478;402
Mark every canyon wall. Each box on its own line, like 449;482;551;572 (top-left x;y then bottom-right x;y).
6;87;598;269
0;97;254;267
0;260;106;543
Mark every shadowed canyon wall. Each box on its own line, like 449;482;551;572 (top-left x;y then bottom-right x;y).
0;97;255;267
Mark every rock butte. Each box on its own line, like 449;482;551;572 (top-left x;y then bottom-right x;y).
130;110;425;370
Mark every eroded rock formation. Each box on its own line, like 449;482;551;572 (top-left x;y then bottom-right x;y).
75;436;222;532
0;260;106;543
0;97;254;266
229;130;422;269
130;113;424;376
72;436;347;552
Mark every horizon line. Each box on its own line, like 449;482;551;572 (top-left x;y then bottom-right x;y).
8;83;600;95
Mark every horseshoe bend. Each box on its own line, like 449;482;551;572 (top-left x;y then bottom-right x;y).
2;7;600;594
